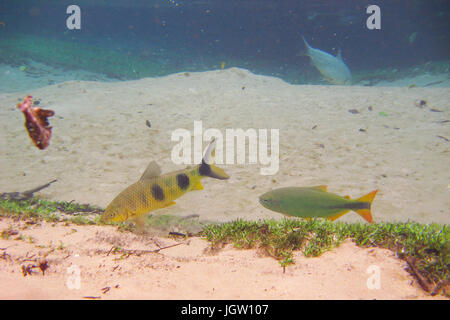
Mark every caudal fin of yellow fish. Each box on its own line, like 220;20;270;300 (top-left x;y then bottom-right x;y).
207;164;229;180
199;138;230;180
355;190;378;223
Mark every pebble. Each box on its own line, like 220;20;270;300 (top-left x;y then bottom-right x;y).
415;99;427;108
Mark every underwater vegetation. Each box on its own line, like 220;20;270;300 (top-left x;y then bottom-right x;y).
0;196;448;296
203;219;449;296
0;197;102;225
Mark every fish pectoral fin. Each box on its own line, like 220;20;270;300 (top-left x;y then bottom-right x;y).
327;210;350;221
163;201;176;208
140;161;162;180
191;181;204;190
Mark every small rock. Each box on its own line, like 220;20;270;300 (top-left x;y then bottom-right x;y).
415;99;427;108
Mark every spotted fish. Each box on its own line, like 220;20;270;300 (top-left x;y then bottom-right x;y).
101;139;229;223
259;186;377;223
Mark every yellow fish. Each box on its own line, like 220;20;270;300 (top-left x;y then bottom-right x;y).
260;186;377;223
101;139;229;223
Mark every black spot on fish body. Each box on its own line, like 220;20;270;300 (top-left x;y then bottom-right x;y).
176;173;190;190
199;161;211;176
151;184;165;201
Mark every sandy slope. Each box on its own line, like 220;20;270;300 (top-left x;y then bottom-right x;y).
0;68;449;225
0;217;444;300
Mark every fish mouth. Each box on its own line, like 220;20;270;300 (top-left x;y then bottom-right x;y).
259;197;272;208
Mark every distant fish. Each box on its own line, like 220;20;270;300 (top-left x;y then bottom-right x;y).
17;95;54;150
259;186;377;223
101;139;229;223
302;36;352;85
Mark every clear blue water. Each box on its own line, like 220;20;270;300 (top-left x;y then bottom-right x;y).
1;0;449;86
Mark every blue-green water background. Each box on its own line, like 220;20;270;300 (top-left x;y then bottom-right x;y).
0;0;449;84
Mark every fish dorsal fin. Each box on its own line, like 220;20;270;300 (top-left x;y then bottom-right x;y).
336;49;343;60
139;161;162;180
312;185;327;192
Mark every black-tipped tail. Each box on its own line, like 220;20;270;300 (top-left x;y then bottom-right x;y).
199;161;229;180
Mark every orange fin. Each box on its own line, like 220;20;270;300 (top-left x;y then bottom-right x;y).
355;190;378;223
312;185;327;192
327;210;350;221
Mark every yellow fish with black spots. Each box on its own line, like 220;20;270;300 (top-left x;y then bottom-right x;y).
101;139;229;223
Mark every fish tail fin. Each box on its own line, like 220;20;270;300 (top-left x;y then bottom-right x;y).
355;190;378;223
199;138;229;180
205;163;229;180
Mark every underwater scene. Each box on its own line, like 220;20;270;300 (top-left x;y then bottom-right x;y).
0;0;449;300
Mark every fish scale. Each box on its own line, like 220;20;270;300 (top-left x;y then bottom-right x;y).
101;139;229;223
103;170;203;222
259;186;377;223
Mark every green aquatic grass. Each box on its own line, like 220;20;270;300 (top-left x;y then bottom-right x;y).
202;219;449;296
0;198;102;225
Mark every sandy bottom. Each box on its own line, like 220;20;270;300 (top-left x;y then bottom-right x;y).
0;68;449;225
0;216;444;300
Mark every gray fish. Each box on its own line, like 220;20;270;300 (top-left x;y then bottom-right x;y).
302;36;352;85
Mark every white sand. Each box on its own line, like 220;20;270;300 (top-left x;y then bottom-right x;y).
1;68;449;224
0;217;443;300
